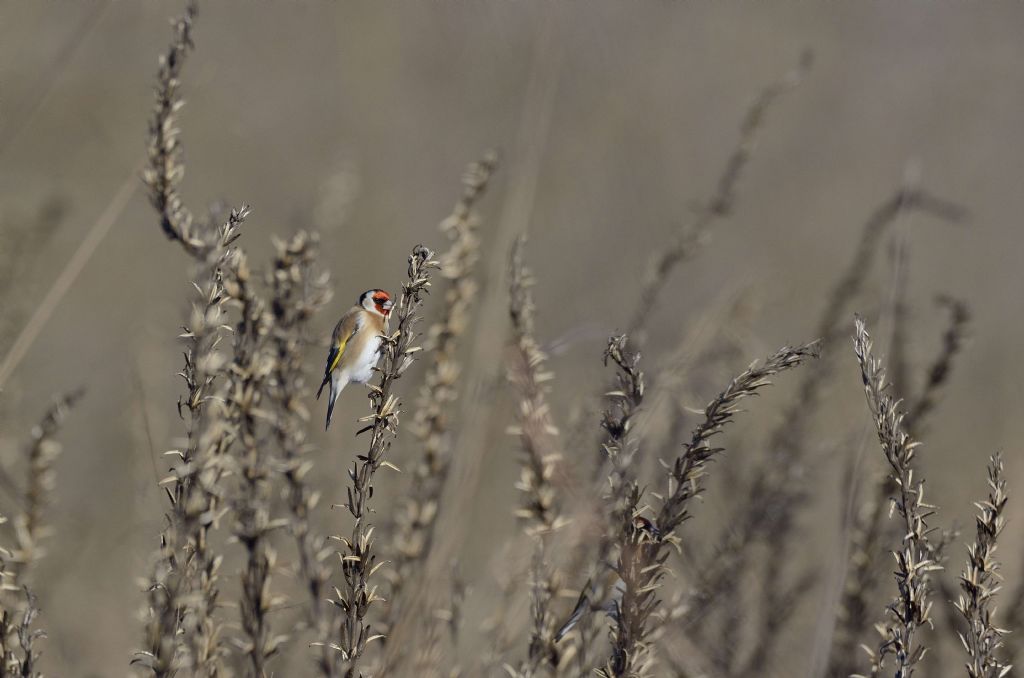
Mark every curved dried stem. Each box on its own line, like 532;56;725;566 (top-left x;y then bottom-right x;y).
627;51;812;343
598;341;819;678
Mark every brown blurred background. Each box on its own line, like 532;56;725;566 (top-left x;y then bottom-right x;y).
2;2;1024;675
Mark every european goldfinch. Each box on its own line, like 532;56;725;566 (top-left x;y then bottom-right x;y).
316;289;393;429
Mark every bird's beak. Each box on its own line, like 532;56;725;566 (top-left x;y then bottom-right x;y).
383;300;393;314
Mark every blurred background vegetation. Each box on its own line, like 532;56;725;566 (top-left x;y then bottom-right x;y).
2;2;1024;675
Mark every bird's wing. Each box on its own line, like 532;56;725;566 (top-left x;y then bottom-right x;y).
325;308;362;375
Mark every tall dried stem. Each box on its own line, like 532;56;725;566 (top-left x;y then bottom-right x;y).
955;454;1010;678
267;232;337;676
386;153;497;631
599;341;819;678
331;245;438;676
852;316;941;678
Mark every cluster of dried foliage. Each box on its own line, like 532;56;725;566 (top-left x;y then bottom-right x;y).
1;4;1020;678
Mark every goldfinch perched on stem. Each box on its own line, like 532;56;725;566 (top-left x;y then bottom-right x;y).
317;289;393;429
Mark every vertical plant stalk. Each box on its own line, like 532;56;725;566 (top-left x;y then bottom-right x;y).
223;244;285;675
332;245;438;676
137;6;246;669
852;317;941;678
0;393;80;676
599;341;819;678
267;232;337;677
138;209;244;677
380;154;497;674
681;186;963;673
956;454;1010;678
627;51;812;342
831;295;971;677
10;390;83;584
565;335;646;674
0;586;44;678
386;153;497;624
507;237;566;675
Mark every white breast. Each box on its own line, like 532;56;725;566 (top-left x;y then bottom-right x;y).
344;332;383;385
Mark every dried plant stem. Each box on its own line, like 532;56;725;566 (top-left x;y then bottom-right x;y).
143;0;200;255
135;6;252;674
332;245;438;676
506;237;566;675
627;51;812;342
905;295;970;431
223;244;283;675
956;454;1010;678
385;153;497;643
681;185;963;672
599;341;819;678
10;390;82;584
267;232;337;677
852;316;941;678
0;393;80;676
830;295;971;677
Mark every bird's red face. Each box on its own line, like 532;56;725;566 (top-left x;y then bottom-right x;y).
372;290;392;317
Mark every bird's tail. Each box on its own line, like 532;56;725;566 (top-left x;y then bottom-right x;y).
316;373;330;400
325;374;345;430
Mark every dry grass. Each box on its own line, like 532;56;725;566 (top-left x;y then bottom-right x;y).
3;4;1023;678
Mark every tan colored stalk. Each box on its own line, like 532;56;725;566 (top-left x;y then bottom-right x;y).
956;454;1010;678
599;341;818;678
506;236;567;676
852;316;941;678
267;232;337;677
332;245;438;676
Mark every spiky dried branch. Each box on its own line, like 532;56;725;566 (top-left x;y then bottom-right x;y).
267;231;337;677
506;237;567;676
599;341;819;678
222;242;287;675
331;245;438;676
9;390;82;583
386;153;497;639
852;316;941;678
956;454;1010;678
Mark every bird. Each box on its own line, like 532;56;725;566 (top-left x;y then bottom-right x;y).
317;289;393;429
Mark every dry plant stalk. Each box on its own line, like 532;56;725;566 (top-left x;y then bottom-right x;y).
569;335;647;670
599;341;819;678
267;232;338;677
386;153;497;634
222;243;287;674
0;393;80;676
832;294;971;677
906;295;971;431
628;51;812;341
955;454;1010;678
506;236;567;675
10;390;82;583
331;245;438;676
683;185;964;674
137;208;246;677
852;316;941;678
136;6;246;673
143;0;200;256
0;586;44;678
